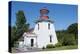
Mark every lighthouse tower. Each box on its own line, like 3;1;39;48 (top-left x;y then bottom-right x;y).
34;8;58;48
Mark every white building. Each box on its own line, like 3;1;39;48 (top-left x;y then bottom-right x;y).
21;8;58;48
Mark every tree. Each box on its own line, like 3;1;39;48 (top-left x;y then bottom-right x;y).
11;26;17;47
56;29;77;46
62;34;76;46
56;30;67;43
16;10;29;41
11;10;29;48
67;23;78;40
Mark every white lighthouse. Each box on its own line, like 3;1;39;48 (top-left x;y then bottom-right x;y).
33;8;58;48
22;8;58;49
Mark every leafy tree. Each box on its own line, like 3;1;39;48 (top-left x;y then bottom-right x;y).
67;23;78;42
56;30;67;43
56;30;77;46
62;34;76;46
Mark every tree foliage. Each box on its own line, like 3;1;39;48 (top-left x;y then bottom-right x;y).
16;10;29;40
11;26;17;47
56;31;76;46
56;23;78;46
67;23;78;39
67;23;78;34
62;34;76;46
11;10;29;47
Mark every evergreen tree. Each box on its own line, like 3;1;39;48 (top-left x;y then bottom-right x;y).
11;26;17;47
16;10;29;41
10;10;29;48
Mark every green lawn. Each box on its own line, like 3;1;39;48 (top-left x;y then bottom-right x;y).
43;45;78;51
12;45;78;53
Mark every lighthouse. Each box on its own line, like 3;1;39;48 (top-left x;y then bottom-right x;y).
33;8;58;48
22;8;58;49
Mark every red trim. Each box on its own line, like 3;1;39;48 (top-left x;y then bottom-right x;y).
40;16;49;19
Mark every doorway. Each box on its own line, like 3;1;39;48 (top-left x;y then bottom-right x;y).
31;39;34;47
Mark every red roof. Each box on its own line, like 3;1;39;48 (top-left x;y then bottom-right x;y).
40;16;49;20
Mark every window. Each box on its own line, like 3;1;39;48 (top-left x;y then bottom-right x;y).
48;23;50;29
38;24;39;30
50;35;52;42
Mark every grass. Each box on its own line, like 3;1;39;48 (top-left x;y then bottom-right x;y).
11;45;78;53
43;45;78;51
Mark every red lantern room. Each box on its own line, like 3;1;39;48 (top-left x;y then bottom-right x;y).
35;8;53;23
40;8;49;20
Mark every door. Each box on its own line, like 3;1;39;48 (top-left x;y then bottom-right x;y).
31;39;34;47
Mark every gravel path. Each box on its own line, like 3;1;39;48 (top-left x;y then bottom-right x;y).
12;47;43;53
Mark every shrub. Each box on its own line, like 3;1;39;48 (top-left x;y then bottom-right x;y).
62;34;76;46
42;46;45;50
46;44;55;48
55;42;62;47
13;42;19;48
56;30;76;46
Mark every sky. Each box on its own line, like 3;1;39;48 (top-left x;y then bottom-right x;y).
10;1;78;30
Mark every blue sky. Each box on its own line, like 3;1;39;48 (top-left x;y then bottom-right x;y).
11;1;78;30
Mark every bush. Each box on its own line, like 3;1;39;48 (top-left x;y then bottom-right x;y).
56;29;77;46
13;41;19;48
42;46;45;50
46;44;55;48
55;42;62;47
62;34;76;46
